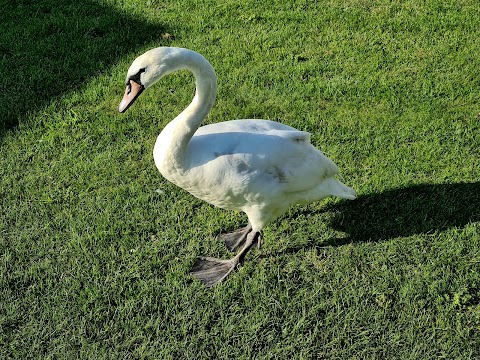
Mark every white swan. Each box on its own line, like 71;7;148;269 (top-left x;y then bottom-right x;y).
119;47;356;286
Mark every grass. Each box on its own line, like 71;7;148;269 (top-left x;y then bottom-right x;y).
1;0;479;358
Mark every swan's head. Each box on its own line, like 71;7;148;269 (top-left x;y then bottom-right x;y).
119;47;183;113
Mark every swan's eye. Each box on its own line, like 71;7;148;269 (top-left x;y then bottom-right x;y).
129;68;147;86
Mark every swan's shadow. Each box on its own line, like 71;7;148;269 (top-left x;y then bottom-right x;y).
280;182;479;252
0;0;165;137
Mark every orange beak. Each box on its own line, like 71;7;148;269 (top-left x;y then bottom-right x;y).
118;80;145;113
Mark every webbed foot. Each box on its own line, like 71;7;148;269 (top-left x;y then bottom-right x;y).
189;257;236;287
190;231;260;287
219;224;252;251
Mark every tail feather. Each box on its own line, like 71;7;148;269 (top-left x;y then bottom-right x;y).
325;177;356;200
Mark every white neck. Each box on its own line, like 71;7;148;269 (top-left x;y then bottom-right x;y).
154;50;217;173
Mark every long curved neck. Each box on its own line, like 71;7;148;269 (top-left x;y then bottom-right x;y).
155;50;217;171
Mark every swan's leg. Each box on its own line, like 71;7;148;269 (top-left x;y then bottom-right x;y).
219;223;252;251
190;231;259;287
256;233;263;249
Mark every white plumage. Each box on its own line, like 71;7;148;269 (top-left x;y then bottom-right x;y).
119;47;356;286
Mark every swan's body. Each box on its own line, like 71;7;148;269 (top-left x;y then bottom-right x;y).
119;47;356;286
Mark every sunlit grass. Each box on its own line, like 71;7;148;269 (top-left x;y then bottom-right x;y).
1;0;479;358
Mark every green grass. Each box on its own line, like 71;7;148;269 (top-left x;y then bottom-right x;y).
1;0;479;358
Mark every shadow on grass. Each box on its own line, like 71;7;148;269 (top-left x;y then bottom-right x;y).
323;182;480;246
0;0;166;138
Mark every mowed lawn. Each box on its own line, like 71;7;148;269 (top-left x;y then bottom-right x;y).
1;0;479;358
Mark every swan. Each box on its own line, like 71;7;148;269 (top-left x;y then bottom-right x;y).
119;47;356;286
